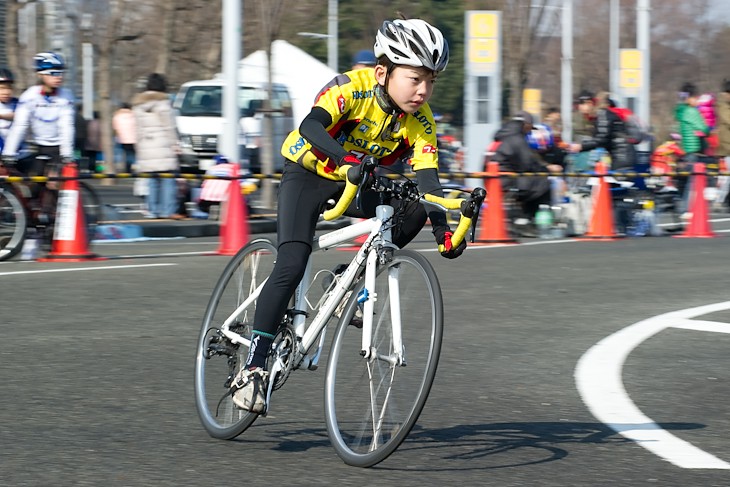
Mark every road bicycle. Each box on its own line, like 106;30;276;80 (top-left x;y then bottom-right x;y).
0;157;102;260
194;159;485;467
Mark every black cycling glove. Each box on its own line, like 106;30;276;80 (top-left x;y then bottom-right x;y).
433;225;466;259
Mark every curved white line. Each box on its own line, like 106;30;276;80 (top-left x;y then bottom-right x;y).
575;301;730;469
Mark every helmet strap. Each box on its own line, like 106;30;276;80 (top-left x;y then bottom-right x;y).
374;78;402;117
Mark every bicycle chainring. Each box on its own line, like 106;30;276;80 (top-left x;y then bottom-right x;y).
267;324;298;390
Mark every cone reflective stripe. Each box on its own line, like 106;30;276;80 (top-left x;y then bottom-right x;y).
38;163;106;262
214;164;250;255
578;161;620;241
476;161;517;244
674;163;716;238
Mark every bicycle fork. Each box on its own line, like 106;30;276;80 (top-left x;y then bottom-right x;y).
360;205;405;366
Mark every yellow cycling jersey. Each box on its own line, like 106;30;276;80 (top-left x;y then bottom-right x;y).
281;68;439;181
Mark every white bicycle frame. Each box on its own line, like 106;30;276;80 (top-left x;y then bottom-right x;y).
219;203;405;377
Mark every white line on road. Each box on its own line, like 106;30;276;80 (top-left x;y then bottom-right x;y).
575;301;730;469
0;263;177;276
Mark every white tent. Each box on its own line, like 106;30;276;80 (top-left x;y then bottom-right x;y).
239;40;339;125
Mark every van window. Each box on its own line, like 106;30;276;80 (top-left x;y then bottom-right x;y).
179;87;223;116
179;85;272;118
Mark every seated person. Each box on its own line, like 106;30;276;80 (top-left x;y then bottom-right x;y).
490;111;563;233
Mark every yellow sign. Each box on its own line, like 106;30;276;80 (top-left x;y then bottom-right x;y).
620;69;641;89
620;49;642;70
523;89;541;119
470;12;498;39
469;38;498;65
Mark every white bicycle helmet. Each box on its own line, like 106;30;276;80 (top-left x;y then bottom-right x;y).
374;19;449;72
34;52;65;73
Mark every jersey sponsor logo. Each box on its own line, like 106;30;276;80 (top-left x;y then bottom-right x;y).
337;95;346;114
352;89;373;100
412;110;434;135
358;124;369;133
422;144;437;154
287;136;307;155
339;133;394;157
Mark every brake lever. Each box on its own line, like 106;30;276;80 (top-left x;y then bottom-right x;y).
466;187;486;243
355;156;379;210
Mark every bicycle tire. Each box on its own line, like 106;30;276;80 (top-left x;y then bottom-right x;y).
194;238;277;439
324;249;444;467
0;187;27;261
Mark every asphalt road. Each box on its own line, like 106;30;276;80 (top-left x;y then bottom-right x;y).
2;225;730;486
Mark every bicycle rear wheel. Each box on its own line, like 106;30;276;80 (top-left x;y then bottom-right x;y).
194;239;277;439
324;249;443;467
0;187;27;261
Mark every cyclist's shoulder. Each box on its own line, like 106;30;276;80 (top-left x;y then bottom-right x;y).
404;103;437;137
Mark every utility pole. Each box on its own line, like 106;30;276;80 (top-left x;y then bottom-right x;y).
561;0;573;143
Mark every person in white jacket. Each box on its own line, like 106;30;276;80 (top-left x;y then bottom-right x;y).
131;73;183;219
1;52;74;177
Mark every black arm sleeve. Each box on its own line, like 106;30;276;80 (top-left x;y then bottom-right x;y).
298;106;349;164
415;167;448;228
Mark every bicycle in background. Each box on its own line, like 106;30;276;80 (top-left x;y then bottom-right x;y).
0;155;102;260
194;160;485;467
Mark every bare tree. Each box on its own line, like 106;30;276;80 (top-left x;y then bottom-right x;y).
254;0;291;209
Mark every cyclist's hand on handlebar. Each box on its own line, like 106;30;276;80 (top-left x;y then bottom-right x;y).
433;225;467;259
1;155;17;167
340;153;377;185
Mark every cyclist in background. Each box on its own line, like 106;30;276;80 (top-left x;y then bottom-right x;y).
0;67;18;147
1;52;75;177
231;18;462;414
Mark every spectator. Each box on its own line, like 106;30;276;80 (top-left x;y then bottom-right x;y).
491;111;563;235
351;49;377;70
112;102;137;173
674;82;711;214
132;73;184;220
0;67;18;145
84;111;101;173
569;90;598;172
74;104;87;162
715;80;730;209
1;52;74;177
569;91;636;172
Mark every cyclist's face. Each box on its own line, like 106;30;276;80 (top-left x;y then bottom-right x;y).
0;83;12;103
376;65;436;114
40;72;64;90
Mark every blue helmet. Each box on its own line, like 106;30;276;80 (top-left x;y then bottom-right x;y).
526;123;554;152
34;52;65;73
352;49;377;67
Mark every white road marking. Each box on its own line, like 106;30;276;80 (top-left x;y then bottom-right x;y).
575;301;730;469
0;263;177;276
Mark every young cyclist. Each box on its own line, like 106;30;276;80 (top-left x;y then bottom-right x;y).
1;52;75;177
231;18;461;413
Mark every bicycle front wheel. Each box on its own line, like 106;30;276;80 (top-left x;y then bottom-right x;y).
194;238;277;439
324;249;444;467
0;187;27;261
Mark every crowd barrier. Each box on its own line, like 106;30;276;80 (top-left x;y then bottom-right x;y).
6;164;725;262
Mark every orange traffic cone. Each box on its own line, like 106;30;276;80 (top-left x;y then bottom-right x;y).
674;163;716;238
39;163;106;262
476;161;517;244
578;161;620;241
213;164;250;255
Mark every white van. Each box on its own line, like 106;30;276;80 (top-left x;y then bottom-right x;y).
173;79;294;173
